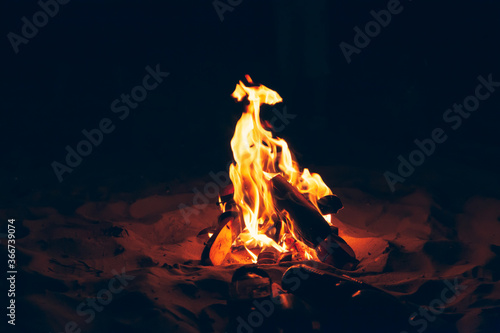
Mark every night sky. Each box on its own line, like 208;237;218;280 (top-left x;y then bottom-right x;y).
2;0;500;208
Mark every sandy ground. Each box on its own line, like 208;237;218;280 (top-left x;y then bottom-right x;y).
2;162;500;333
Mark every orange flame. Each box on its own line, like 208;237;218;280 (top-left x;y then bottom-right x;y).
229;76;333;261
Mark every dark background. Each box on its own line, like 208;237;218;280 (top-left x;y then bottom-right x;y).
2;0;500;210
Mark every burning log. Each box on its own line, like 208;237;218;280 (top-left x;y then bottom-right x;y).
272;174;358;269
271;174;331;248
257;251;278;265
317;194;343;215
217;183;235;211
201;211;240;266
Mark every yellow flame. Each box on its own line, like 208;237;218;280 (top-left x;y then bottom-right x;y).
230;76;334;257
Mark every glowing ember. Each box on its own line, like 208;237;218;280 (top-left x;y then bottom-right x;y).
227;75;336;263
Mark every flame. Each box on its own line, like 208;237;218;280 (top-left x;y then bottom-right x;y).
229;76;334;260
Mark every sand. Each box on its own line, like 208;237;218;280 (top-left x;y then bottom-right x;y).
2;164;500;333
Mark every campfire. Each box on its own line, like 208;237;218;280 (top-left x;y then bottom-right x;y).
201;76;357;270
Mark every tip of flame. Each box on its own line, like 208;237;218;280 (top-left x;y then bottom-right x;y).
244;74;253;84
